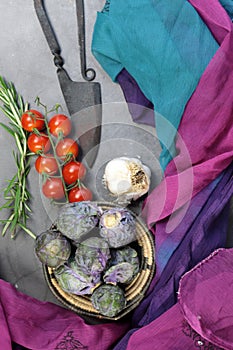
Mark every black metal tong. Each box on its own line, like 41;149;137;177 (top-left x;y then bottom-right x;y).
34;0;102;167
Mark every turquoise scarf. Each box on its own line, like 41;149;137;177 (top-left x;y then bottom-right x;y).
92;0;219;169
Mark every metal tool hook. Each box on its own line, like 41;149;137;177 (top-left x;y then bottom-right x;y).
76;0;96;82
34;0;97;82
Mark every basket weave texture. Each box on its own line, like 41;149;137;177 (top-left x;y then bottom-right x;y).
43;202;155;321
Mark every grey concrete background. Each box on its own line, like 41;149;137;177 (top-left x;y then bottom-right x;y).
0;0;161;307
0;0;232;312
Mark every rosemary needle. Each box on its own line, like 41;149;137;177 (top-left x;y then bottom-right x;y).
0;77;36;239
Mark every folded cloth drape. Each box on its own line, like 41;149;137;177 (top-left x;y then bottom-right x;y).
113;162;233;350
125;248;233;350
117;69;155;127
0;279;129;350
216;0;233;20
91;2;233;349
5;160;232;349
92;0;218;169
116;0;233;128
135;163;233;324
143;0;233;226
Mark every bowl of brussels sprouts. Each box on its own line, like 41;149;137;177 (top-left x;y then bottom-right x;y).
35;201;155;321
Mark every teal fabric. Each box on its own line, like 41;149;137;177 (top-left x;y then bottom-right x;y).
92;0;219;170
219;0;233;20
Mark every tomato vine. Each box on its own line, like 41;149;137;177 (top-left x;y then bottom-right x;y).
0;78;93;240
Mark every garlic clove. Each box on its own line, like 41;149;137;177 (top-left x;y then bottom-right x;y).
104;158;132;195
103;157;151;202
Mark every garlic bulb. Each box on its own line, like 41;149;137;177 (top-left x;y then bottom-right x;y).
103;157;151;202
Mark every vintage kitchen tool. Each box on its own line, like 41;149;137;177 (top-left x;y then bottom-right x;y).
34;0;102;168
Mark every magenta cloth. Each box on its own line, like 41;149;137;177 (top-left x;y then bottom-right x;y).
0;279;129;350
113;162;233;350
125;248;233;350
143;0;233;226
134;162;233;324
117;0;233;129
113;3;233;349
116;0;233;224
115;1;233;232
92;0;219;170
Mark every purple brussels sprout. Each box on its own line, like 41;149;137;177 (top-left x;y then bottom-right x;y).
35;229;71;268
54;260;100;295
75;237;110;281
110;246;140;277
99;208;136;248
55;202;101;243
103;262;135;285
91;284;126;317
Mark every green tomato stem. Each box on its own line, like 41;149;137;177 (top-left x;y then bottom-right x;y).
43;114;69;202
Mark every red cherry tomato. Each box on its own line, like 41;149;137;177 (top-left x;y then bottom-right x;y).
27;133;51;154
35;154;58;175
21;109;45;132
48;114;72;137
56;138;79;160
42;178;65;200
68;186;93;202
62;161;86;184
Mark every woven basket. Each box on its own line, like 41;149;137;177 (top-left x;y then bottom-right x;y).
43;202;155;321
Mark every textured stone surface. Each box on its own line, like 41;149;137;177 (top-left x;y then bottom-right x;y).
0;0;232;311
0;0;160;307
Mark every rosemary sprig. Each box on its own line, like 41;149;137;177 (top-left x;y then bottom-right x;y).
0;77;36;239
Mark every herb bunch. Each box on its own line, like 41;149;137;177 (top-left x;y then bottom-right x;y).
0;77;35;239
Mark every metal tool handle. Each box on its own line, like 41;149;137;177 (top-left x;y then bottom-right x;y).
76;0;96;81
34;0;64;70
34;0;96;81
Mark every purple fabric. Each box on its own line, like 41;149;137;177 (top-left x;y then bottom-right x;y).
116;1;233;223
136;163;232;323
113;162;233;350
125;248;233;350
92;0;219;170
116;3;233;129
138;0;233;226
116;0;233;133
113;3;233;348
179;249;233;349
117;69;155;127
1;2;231;350
0;279;129;350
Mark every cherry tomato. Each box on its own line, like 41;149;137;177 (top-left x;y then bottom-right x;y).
21;109;45;132
56;138;79;160
68;186;93;202
35;154;58;175
48;114;72;137
27;133;51;154
62;161;86;184
42;178;65;200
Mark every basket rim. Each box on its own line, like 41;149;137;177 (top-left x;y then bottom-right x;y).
43;201;155;321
